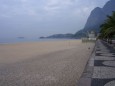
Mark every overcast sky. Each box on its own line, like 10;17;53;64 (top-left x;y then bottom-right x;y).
0;0;109;39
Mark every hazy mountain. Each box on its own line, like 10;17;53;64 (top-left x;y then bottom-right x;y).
103;0;115;15
40;33;74;39
74;0;115;38
83;7;106;32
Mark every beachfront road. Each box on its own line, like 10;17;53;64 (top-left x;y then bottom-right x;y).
0;47;91;86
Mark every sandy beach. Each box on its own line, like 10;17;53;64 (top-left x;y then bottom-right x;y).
0;40;95;86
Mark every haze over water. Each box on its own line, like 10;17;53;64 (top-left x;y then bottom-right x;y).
0;0;109;43
0;37;76;44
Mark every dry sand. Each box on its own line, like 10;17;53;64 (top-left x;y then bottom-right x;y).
0;40;95;86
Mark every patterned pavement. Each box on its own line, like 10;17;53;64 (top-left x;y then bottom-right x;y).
78;40;115;86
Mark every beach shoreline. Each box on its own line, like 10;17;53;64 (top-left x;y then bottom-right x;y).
0;39;95;86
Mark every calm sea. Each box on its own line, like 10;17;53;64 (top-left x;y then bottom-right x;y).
0;38;75;44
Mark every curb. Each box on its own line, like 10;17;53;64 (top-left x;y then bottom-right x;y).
77;41;97;86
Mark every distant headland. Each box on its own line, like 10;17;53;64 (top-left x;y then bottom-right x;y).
40;33;74;39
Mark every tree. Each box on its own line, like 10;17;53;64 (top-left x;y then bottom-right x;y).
100;11;115;43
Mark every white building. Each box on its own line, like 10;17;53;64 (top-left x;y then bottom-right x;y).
88;31;96;40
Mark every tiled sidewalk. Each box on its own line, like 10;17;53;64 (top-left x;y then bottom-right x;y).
78;40;115;86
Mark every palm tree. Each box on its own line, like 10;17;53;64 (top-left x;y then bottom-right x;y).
100;11;115;44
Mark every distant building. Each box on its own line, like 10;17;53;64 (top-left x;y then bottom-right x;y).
81;31;97;42
87;31;96;40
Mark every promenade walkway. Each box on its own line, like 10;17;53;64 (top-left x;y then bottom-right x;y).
78;40;115;86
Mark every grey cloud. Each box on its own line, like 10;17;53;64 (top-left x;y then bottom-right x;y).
0;0;109;39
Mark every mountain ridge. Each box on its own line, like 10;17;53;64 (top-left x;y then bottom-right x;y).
40;33;74;39
74;0;115;38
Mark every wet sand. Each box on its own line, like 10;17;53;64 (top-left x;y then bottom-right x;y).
0;40;95;86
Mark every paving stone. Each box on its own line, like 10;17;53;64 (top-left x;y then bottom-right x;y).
104;80;115;86
103;61;115;67
95;56;115;60
96;48;101;50
100;53;115;56
95;53;103;56
88;60;94;66
82;66;93;78
94;60;106;66
77;78;91;86
93;67;115;79
78;40;115;86
96;51;111;54
91;78;115;86
90;57;95;61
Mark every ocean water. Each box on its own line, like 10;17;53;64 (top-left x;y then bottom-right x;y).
0;38;75;44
